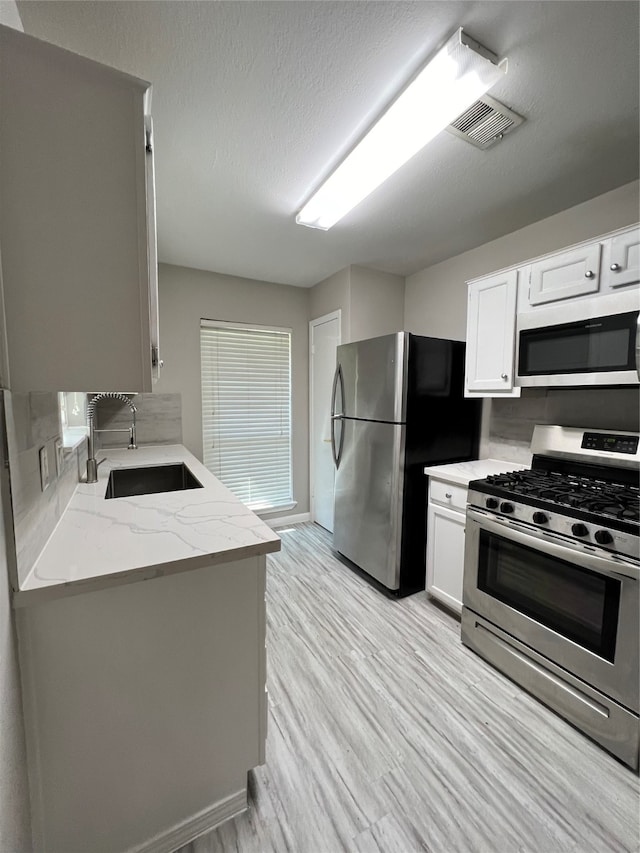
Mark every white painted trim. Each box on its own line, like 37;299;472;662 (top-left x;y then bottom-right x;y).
309;310;341;526
201;317;293;334
264;512;311;529
126;788;247;853
257;501;298;516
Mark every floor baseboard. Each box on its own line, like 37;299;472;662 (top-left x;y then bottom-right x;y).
127;788;247;853
263;512;311;528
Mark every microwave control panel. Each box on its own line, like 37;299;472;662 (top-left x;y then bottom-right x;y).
581;432;639;454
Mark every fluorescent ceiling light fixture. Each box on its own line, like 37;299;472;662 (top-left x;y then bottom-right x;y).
296;28;507;230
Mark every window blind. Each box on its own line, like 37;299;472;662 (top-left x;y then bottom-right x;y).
200;321;292;512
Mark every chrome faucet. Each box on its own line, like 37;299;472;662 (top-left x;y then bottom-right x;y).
86;392;137;483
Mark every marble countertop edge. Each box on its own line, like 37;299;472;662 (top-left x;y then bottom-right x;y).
423;458;529;487
13;537;281;609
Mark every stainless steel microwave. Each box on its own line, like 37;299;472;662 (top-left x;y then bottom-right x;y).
516;290;640;388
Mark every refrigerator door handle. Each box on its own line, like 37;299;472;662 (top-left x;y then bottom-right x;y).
331;414;345;469
330;363;343;418
330;364;345;468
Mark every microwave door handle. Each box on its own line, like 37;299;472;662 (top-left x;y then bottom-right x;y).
466;508;639;580
635;312;640;379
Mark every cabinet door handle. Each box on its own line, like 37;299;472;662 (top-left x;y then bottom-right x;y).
610;263;622;272
445;492;452;499
501;373;508;380
584;270;595;279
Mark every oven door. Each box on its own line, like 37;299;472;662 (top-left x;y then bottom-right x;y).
463;508;639;712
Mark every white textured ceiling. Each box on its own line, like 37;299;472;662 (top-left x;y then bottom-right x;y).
17;1;640;287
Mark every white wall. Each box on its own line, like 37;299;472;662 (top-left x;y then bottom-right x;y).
349;266;404;342
309;267;351;340
309;264;404;343
0;5;33;852
404;180;640;340
154;263;310;518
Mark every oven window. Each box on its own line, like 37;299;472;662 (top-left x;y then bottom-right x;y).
518;311;637;376
478;531;620;661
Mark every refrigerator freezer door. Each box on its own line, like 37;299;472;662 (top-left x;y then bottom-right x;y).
337;333;407;423
333;418;405;590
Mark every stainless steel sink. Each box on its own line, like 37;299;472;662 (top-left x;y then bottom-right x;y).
104;463;203;499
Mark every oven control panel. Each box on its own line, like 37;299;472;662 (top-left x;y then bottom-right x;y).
467;489;640;563
581;432;639;455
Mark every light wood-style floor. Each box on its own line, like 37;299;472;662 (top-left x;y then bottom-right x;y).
183;522;639;853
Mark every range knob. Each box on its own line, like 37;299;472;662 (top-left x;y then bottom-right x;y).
486;498;499;509
532;512;548;525
594;529;614;546
500;502;514;514
572;523;589;537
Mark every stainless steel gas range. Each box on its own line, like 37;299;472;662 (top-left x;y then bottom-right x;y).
462;425;640;770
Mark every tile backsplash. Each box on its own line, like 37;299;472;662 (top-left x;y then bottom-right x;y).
482;387;640;463
5;391;183;588
91;392;182;449
5;391;85;587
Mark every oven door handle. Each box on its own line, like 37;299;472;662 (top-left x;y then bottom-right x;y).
466;508;639;581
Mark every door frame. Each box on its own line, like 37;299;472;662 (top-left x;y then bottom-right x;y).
309;310;341;526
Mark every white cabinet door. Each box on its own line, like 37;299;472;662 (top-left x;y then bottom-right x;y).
426;502;466;615
0;26;156;392
602;226;640;290
465;270;520;395
529;243;601;305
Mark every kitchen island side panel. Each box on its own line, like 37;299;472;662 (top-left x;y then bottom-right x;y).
17;555;266;853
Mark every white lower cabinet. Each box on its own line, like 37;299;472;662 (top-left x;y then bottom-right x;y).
426;477;468;615
17;556;267;853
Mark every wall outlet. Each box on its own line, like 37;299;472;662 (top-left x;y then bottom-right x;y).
39;445;50;491
55;439;64;476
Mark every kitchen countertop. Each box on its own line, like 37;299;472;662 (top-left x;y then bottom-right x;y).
14;444;281;608
423;458;528;487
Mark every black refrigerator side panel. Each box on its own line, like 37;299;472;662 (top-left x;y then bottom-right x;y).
405;337;481;464
397;336;481;596
396;458;429;595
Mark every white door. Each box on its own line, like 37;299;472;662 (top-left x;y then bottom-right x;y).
310;312;340;532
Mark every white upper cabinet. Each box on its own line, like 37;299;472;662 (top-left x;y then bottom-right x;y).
0;25;159;392
465;269;520;396
464;223;639;397
528;243;601;306
602;225;640;290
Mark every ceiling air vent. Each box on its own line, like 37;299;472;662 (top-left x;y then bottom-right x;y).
446;95;524;149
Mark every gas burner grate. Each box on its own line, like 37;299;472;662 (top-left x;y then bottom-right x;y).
483;468;640;524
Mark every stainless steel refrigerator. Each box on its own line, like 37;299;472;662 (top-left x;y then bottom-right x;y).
330;332;480;595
